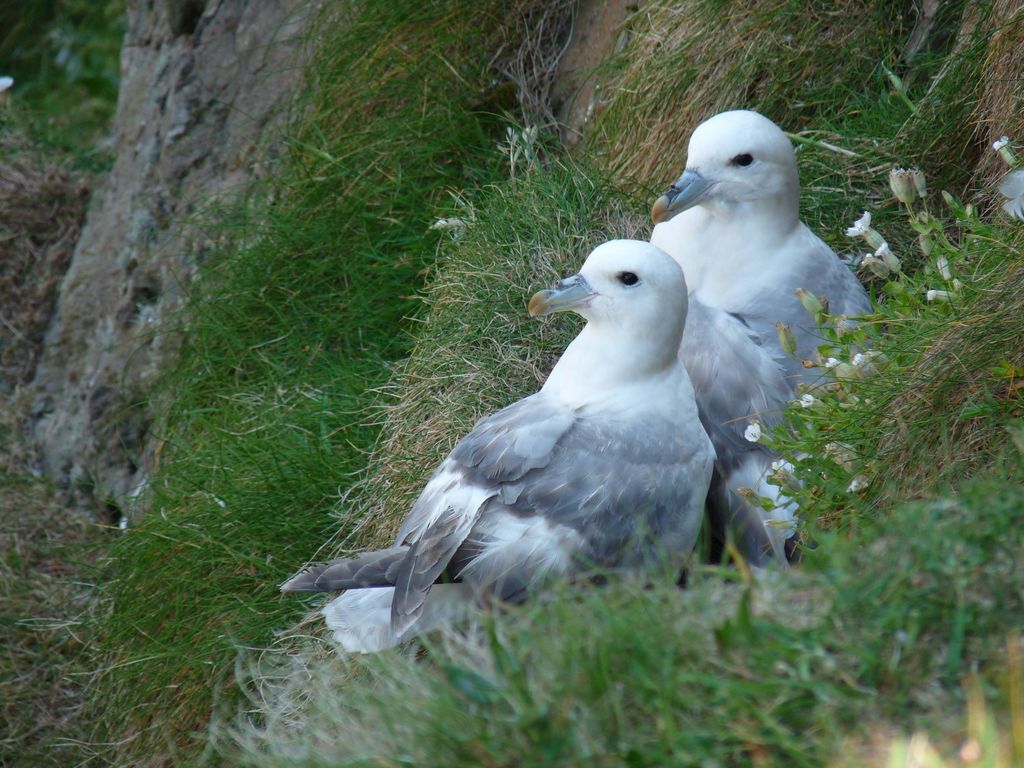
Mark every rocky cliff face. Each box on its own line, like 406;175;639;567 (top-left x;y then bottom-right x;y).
29;0;317;510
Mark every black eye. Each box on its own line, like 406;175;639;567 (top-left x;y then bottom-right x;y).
618;271;639;286
730;153;754;167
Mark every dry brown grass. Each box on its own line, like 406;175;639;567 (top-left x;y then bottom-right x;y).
586;0;910;188
0;473;107;767
874;248;1024;499
968;0;1024;191
0;128;89;389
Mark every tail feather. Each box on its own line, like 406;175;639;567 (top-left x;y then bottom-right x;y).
322;583;475;653
280;546;409;592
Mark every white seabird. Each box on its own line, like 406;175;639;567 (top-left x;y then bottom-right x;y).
649;109;870;566
282;240;715;652
650;109;873;389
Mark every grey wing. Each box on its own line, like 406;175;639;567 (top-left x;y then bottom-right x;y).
682;298;791;467
813;237;873;318
743;231;872;387
489;412;714;575
395;393;575;544
681;299;795;566
389;393;576;633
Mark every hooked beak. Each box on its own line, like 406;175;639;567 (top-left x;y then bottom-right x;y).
528;274;596;317
651;169;715;224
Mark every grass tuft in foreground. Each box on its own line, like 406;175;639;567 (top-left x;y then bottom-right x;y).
231;468;1024;767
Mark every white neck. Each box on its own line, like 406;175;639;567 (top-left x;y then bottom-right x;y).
541;320;685;409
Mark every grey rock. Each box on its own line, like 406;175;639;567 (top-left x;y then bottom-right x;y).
29;0;319;507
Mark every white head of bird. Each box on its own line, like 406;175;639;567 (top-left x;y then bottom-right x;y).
529;239;691;404
651;110;800;228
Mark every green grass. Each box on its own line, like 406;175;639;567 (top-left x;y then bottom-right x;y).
82;1;558;764
0;471;108;768
71;0;1024;765
0;0;123;156
230;468;1024;767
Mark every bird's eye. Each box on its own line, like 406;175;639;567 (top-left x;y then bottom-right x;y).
618;271;639;286
730;153;754;167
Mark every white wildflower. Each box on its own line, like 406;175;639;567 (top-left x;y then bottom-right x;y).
860;254;891;279
846;475;870;493
847;210;886;249
845;211;871;237
825;441;857;470
798;393;817;408
743;422;762;443
993;136;1010;152
825;357;841;369
935;254;951;280
0;76;13;93
926;289;951;302
853;350;883;378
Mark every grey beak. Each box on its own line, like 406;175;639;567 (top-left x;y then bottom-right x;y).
528;274;596;317
651;169;714;224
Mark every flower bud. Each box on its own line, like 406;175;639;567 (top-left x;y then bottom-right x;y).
888;167;916;204
860;255;890;279
833;362;858;381
910;169;927;198
993;136;1018;166
776;321;798;356
852;351;884;378
795;287;826;320
935;254;951;280
768;460;800;493
918;233;933;257
863;229;887;250
926;289;951;302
